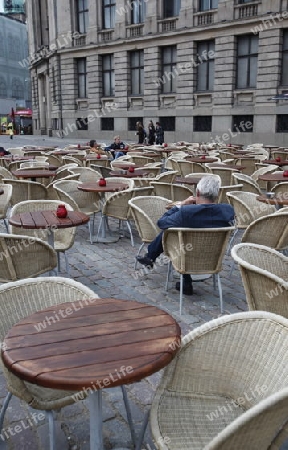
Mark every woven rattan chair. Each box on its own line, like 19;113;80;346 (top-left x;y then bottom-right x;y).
209;167;238;186
232;173;262;195
231;243;288;318
52;180;101;244
9;200;76;274
0;183;12;231
19;161;49;169
89;164;112;178
0;277;97;447
150;311;288;450
163;227;234;314
271;181;288;198
150;182;193;201
176;160;206;176
0;233;57;282
154;171;178;183
0;167;14;180
3;179;48;205
128;196;171;269
69;166;102;183
235;157;261;176
250;164;279;190
218;184;243;203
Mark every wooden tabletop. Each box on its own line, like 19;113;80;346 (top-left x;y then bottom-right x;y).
78;181;129;193
263;159;288;166
174;176;203;185
207;163;244;171
256;194;288;206
185;157;218;163
85;155;109;161
9;210;90;230
258;172;288;181
109;170;148;178
12;169;57;179
2;298;181;390
111;162;137;169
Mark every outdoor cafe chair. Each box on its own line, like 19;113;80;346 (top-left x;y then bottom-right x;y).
0;233;57;282
2;179;48;205
128;196;171;269
0;277;97;448
231;243;288;318
69;166;102;183
232;172;262;195
218;184;243;204
9;200;76;275
150;311;288;450
163;227;234;315
154;170;178;183
0;183;12;231
209;167;238;186
176;160;206;176
150;182;193;202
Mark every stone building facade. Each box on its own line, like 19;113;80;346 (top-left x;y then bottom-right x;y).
26;0;288;145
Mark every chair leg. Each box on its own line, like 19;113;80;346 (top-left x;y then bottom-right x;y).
64;251;70;276
229;260;235;277
227;228;239;254
134;243;145;270
135;410;150;450
3;219;8;233
217;273;223;314
121;386;136;447
179;274;184;315
46;410;56;450
0;392;12;432
165;261;172;291
57;252;61;273
126;220;134;247
213;273;216;290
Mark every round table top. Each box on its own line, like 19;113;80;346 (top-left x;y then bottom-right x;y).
52;150;82;156
12;169;57;179
9;210;90;230
111;162;137;169
208;163;244;171
109;170;148;178
85;154;109;160
2;298;181;390
78;181;129;193
263;159;288;166
174;176;202;185
256;194;288;206
258;172;288;181
185;157;218;163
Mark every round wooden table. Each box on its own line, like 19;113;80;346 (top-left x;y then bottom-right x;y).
256;194;288;208
109;169;148;178
263;159;288;167
9;210;89;247
174;176;204;186
2;298;181;450
185;157;218;163
12;169;56;182
78;181;129;243
258;172;288;191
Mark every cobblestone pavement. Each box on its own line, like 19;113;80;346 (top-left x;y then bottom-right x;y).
0;135;283;450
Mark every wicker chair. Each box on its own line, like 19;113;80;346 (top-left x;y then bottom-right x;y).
235;157;261;176
0;183;12;231
250;164;279;190
218;184;243;203
52;180;101;244
0;233;57;282
163;227;234;314
150;311;288;450
150;182;193;201
271;181;288;198
154;171;178;183
0;277;97;447
0;167;14;181
232;173;262;195
9;200;76;274
89;164;112;178
231;243;288;318
69;167;102;183
128;196;171;269
176;160;206;176
3;179;48;205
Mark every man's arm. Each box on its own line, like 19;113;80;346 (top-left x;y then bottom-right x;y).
157;196;195;229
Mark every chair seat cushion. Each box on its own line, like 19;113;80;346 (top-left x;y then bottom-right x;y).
156;392;246;450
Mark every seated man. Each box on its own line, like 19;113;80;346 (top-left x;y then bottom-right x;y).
107;135;128;159
89;139;106;155
137;175;234;295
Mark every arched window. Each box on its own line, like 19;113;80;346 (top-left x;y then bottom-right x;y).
12;78;24;99
0;77;7;98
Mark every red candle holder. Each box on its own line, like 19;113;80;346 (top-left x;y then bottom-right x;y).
128;166;135;173
56;204;68;218
98;178;106;186
96;153;101;159
283;171;288;177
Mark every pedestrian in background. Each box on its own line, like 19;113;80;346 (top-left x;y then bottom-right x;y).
147;120;155;145
136;121;145;144
155;122;164;145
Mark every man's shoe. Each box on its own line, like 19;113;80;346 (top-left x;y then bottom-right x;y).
136;254;154;268
175;281;193;295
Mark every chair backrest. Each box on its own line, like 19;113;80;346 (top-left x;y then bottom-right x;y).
53;180;101;212
150;310;288;450
150;182;193;201
0;277;96;341
62;155;81;166
209;167;238;186
242;212;288;250
69;167;101;183
0;233;57;282
155;170;178;183
163;227;234;274
19;161;49;169
271;150;288;160
128;196;171;242
251;164;278;182
7;148;24;156
3;179;48;205
232;172;262;195
218;184;243;203
0;183;12;219
235;157;260;176
0;167;13;180
226;191;276;228
89;164;112;178
176;160;206;176
271;181;288;197
231;243;288;317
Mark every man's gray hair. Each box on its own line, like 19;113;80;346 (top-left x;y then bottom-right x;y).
196;175;221;202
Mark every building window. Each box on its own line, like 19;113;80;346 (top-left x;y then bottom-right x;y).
163;0;181;18
76;58;87;98
281;30;288;86
12;78;24;99
161;46;177;93
196;40;215;91
276;115;288;132
76;117;88;130
232;115;254;132
237;35;258;89
130;51;144;95
160;116;175;131
237;0;256;3
199;0;218;11
128;117;143;130
77;0;88;34
101;117;114;130
0;77;7;98
193;116;212;132
52;118;59;130
131;0;146;23
102;55;114;97
103;0;115;29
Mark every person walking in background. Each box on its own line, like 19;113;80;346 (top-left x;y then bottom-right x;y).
147;120;155;145
155;122;164;145
136;121;145;144
8;122;13;140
